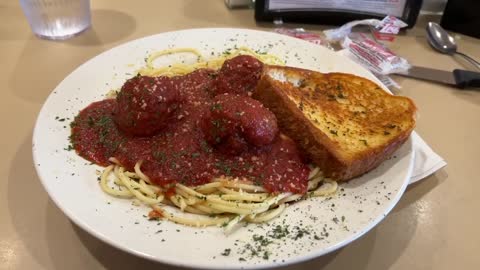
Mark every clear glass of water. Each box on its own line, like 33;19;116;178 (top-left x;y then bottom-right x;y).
20;0;91;40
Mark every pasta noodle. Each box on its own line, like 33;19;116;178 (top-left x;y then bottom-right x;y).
137;47;284;77
100;161;337;233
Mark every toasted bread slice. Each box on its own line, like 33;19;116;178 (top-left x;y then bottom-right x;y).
254;65;416;181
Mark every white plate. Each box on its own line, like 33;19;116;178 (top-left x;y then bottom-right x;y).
33;28;414;269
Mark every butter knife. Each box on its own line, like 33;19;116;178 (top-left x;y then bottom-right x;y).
395;66;480;89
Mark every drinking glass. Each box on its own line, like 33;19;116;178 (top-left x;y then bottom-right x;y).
19;0;91;40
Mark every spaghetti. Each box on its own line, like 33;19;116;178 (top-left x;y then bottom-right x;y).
94;48;338;232
138;47;284;77
100;158;337;233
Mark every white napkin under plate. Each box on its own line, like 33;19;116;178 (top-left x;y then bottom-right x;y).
409;132;446;183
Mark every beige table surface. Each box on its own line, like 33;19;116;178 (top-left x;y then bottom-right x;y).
1;0;479;269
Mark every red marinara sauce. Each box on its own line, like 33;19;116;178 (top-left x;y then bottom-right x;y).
71;56;310;194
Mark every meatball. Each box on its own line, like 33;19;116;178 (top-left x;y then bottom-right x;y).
201;93;278;155
214;55;263;96
113;75;178;136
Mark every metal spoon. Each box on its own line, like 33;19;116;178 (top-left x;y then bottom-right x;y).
426;22;480;70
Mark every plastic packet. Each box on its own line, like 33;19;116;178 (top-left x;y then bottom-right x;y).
324;19;382;42
336;48;401;89
273;28;334;50
342;33;410;75
324;15;408;42
372;15;409;41
376;15;408;34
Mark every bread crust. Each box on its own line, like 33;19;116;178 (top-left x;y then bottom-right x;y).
254;66;416;181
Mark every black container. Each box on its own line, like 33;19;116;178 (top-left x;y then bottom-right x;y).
440;0;480;39
255;0;423;28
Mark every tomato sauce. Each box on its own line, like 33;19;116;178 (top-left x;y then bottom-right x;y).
71;56;310;194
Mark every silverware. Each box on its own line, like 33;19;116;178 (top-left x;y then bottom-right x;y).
426;22;480;70
395;66;480;89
